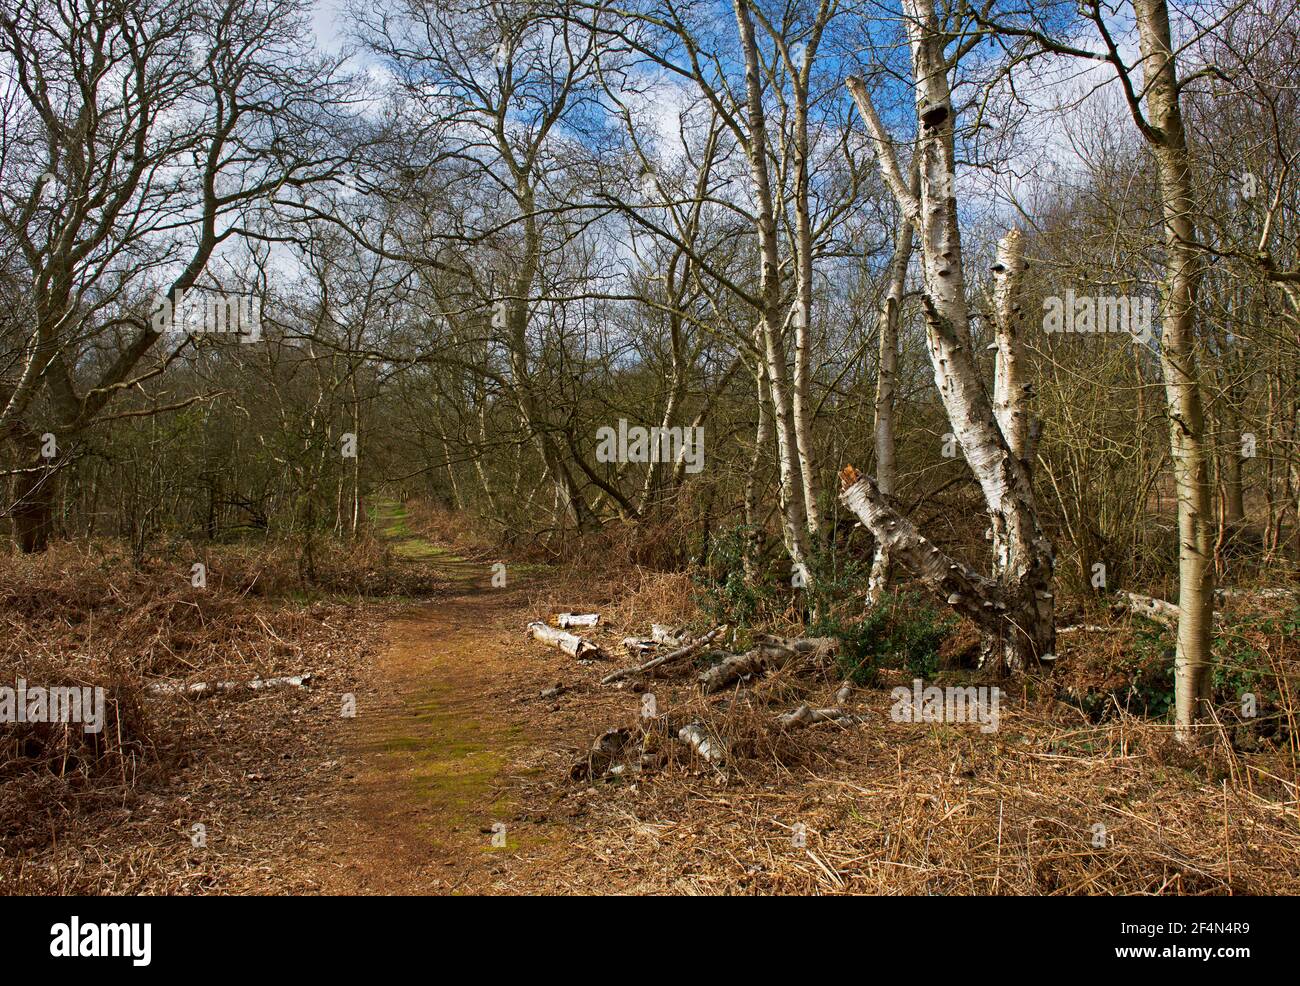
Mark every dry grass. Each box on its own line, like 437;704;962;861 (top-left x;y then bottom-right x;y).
506;681;1300;894
0;537;444;894
494;562;1300;895
4;508;1297;895
401;500;497;561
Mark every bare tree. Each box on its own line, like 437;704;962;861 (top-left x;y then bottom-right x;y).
843;0;1055;670
0;0;355;549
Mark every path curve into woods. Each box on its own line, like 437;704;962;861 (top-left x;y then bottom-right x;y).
302;502;602;894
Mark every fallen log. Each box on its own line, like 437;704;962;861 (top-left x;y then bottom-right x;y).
651;624;685;646
677;722;726;765
755;634;839;655
601;626;725;685
1116;588;1279;627
699;643;796;694
1117;591;1180;627
146;673;313;698
527;621;606;660
1215;587;1297;602
556;612;599;629
775;703;866;728
756;635;839;669
621;636;657;658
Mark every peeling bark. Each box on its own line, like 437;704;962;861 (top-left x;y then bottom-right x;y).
146;673;313;698
844;2;1054;671
601;625;725;685
527;621;606;660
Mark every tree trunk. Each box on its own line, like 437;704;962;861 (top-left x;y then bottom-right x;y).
992;228;1032;465
1221;426;1246;524
791;74;821;542
11;464;56;553
734;0;811;577
501;178;591;532
845;0;1054;671
1134;0;1214;740
743;357;772;582
867;197;915;605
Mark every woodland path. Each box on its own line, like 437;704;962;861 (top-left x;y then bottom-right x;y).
301;501;607;895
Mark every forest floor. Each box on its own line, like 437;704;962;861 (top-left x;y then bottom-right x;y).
292;500;636;893
278;502;1300;895
4;502;1299;894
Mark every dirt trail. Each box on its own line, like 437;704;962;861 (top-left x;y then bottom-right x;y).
305;503;590;894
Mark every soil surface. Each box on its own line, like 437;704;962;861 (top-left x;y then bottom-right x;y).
300;502;617;894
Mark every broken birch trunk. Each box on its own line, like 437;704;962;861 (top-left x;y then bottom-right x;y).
621;636;657;658
556;612;599;629
699;642;797;693
650;624;684;646
677;722;726;766
775;704;866;728
146;673;313;698
527;621;606;660
846;27;1055;671
1215;587;1297;601
839;465;1053;671
1118;587;1287;627
1118;591;1182;627
754;634;838;660
601;625;725;685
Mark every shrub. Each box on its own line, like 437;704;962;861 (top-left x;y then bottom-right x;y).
817;590;957;685
691;523;779;629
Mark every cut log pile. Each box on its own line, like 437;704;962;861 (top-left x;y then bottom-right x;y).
534;616;857;784
534;580;1298;790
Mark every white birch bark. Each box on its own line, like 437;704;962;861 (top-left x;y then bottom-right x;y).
790;53;822;542
845;0;1054;669
734;0;812;576
867;189;916;605
992;228;1032;465
744;355;773;582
